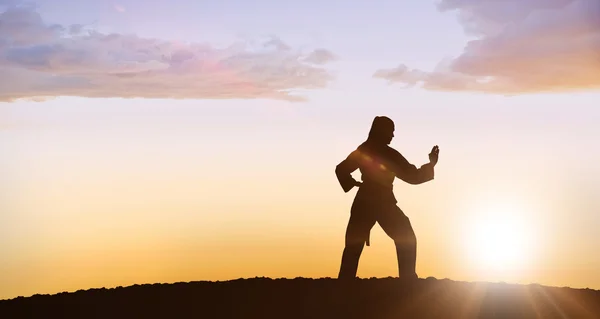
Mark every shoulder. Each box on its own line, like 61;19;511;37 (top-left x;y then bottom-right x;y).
355;142;369;156
386;146;409;162
346;147;363;162
385;145;402;156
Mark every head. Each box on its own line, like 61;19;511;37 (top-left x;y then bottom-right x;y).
367;116;395;145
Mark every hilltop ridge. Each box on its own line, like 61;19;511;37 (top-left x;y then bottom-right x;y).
2;277;600;318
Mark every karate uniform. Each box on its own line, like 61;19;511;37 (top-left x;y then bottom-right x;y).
335;140;435;279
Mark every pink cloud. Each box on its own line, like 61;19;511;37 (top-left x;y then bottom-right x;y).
374;0;600;94
114;4;126;13
0;5;337;102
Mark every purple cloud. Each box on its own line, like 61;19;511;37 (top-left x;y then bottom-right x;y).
0;4;336;102
374;0;600;94
303;49;337;65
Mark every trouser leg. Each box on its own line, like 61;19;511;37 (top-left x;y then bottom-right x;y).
378;205;418;278
338;245;364;279
395;235;417;279
338;212;375;279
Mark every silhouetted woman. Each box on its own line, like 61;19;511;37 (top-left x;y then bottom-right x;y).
335;116;439;280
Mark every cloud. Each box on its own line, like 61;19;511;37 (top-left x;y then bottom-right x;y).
374;0;600;94
303;49;337;65
0;0;18;6
114;4;126;13
0;4;336;102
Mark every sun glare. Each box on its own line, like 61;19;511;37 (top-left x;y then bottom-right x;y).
471;216;526;267
464;205;535;275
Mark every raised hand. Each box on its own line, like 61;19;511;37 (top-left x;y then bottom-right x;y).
429;145;440;166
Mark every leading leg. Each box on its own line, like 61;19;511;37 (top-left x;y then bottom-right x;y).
377;205;418;279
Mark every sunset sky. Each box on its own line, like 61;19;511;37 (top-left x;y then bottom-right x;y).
1;0;600;300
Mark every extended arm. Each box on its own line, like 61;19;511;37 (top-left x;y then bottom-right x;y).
335;150;361;192
391;150;435;185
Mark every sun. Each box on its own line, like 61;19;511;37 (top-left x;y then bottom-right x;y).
464;208;534;273
471;216;526;267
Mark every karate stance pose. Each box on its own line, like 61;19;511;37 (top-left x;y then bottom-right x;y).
335;116;439;280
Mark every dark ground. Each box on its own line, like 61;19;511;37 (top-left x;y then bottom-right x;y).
1;277;600;318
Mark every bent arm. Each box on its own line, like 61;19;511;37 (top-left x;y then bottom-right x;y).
335;150;361;192
391;150;434;185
